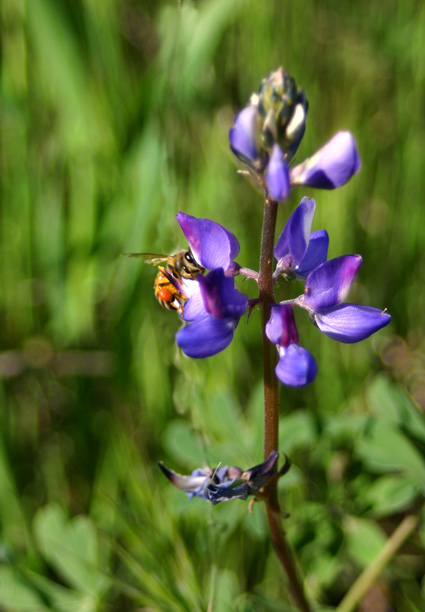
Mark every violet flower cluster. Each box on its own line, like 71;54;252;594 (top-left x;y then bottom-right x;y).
171;198;390;387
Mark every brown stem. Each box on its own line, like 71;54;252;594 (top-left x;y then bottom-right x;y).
258;199;280;470
258;198;312;612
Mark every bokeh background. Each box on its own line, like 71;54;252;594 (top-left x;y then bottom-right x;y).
1;0;425;610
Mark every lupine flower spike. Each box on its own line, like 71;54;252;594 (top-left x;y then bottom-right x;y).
229;69;360;202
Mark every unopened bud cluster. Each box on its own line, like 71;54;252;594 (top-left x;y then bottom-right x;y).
253;67;308;161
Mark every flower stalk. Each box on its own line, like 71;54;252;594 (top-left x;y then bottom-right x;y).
258;197;312;612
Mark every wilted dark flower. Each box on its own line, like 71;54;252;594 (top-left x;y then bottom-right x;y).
158;451;279;505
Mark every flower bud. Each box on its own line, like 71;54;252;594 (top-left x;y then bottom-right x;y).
256;67;308;159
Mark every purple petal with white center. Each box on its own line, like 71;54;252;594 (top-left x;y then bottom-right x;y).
276;344;318;387
314;304;391;343
304;255;362;311
181;281;206;322
265;144;290;202
296;229;329;279
290;131;361;189
176;315;238;358
198;269;248;319
266;305;299;347
229;105;260;164
176;212;240;272
274;197;316;264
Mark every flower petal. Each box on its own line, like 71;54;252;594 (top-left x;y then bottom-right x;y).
243;450;279;491
158;463;210;499
314;304;391;343
176;212;240;271
265;144;290;202
207;481;250;505
176;315;237;358
229;104;260;164
276;344;318;387
266;305;299;346
181;280;206;321
290;131;361;189
274;197;316;264
295;229;329;279
198;269;248;319
304;255;362;311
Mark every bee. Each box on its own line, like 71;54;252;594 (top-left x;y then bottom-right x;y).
122;249;204;313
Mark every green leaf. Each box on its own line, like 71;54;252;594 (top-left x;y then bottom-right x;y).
344;516;387;568
0;567;49;611
162;419;206;467
33;504;106;597
366;375;425;444
27;571;95;612
364;475;418;517
279;410;317;454
212;568;239;610
355;421;425;494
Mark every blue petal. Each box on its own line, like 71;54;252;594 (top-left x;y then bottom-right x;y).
314;304;391;343
207;481;250;504
198;269;248;319
296;229;329;279
275;344;318;387
304;255;362;311
229;105;260;164
290;132;361;189
266;305;299;347
274;197;316;264
176;316;237;358
176;212;240;272
265;145;290;202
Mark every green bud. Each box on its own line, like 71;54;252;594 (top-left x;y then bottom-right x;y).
256;68;308;159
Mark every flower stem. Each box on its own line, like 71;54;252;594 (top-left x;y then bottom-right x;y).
258;198;311;612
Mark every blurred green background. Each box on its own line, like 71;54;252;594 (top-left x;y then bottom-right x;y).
1;0;425;610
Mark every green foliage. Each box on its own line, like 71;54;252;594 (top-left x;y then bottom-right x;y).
1;0;425;610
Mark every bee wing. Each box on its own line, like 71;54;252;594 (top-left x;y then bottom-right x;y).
121;252;169;265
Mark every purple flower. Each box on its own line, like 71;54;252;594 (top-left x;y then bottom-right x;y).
158;451;279;505
176;212;240;274
266;305;317;387
176;268;248;358
172;213;248;358
290;132;361;190
302;255;391;342
274;197;329;280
